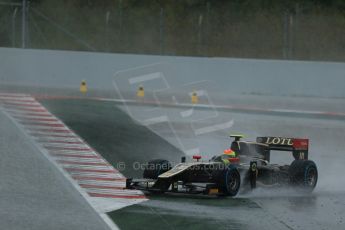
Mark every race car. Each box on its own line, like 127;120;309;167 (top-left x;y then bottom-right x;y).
126;135;318;196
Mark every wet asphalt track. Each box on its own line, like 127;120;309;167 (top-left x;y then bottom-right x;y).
38;98;345;230
114;104;345;230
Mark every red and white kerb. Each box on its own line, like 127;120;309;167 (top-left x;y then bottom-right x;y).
0;93;146;209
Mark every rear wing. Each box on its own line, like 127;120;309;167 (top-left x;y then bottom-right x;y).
256;137;309;160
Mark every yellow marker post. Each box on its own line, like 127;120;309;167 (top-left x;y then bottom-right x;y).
191;91;198;104
80;80;87;94
137;86;144;98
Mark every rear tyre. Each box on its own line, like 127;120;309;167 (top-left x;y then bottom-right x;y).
289;160;318;192
143;159;171;179
219;166;241;196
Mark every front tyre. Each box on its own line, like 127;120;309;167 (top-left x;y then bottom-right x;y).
289;160;318;192
219;166;241;196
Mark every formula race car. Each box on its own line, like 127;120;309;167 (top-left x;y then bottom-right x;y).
126;135;318;196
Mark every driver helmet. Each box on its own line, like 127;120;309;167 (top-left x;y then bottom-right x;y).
223;148;236;157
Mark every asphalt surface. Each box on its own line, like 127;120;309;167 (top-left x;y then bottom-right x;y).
39;99;185;178
0;109;112;230
37;98;345;230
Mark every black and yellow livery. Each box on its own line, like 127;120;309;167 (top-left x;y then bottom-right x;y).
126;135;318;196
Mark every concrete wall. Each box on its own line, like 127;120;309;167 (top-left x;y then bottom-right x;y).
1;47;345;98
